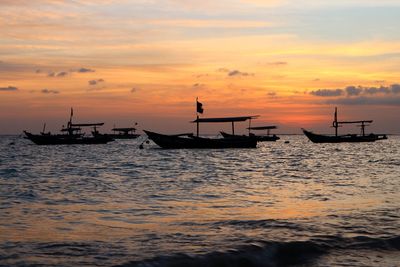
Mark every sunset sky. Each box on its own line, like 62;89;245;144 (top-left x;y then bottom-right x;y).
1;0;399;134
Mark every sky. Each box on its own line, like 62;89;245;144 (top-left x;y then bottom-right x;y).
1;0;399;134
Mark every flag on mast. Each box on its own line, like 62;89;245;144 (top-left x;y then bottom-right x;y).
196;98;204;114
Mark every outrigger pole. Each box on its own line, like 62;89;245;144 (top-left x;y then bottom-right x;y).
332;107;373;137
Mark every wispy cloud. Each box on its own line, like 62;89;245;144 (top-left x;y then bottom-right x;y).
268;61;288;66
48;71;69;77
228;70;254;77
310;89;343;97
41;88;59;94
0;86;18;91
149;19;271;29
88;79;104;85
72;67;95;73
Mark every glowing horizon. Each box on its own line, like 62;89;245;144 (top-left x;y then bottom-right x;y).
1;0;399;134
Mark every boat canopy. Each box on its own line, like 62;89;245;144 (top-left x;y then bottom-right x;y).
247;125;277;130
71;123;104;127
337;120;373;124
192;116;258;123
112;127;135;131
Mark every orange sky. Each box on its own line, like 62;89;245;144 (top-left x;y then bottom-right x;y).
1;0;399;134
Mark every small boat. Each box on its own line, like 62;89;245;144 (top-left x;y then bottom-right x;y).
107;127;140;139
221;125;280;142
143;99;257;149
302;107;387;143
24;109;114;145
144;130;257;149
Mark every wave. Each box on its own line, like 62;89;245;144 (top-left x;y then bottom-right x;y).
114;235;400;267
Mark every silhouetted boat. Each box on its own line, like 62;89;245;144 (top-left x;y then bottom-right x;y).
302;107;387;143
24;109;114;145
144;130;257;149
144;99;257;149
221;125;280;142
107;127;140;139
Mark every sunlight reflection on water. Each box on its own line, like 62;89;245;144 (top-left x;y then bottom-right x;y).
0;135;399;266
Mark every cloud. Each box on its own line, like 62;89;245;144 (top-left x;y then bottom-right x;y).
193;83;205;87
73;67;95;73
131;87;138;93
56;71;68;77
327;96;400;106
88;79;104;85
217;68;230;73
47;71;68;77
0;86;18;91
310;84;400;97
310;89;343;97
228;70;254;77
345;86;363;96
41;89;59;94
149;19;271;29
363;86;390;94
390;84;400;94
268;61;288;66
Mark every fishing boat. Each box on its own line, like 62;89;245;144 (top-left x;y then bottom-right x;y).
24;109;114;145
107;127;140;139
302;107;387;143
143;99;257;149
144;130;257;149
221;125;280;142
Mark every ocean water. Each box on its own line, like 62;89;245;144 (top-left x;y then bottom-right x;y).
0;135;399;267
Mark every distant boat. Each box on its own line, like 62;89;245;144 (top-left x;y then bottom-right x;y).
221;125;280;142
144;99;257;149
106;127;140;139
24;109;114;145
302;107;387;143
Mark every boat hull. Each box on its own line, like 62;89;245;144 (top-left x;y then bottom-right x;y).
302;129;387;143
220;131;280;142
144;130;257;149
24;131;114;145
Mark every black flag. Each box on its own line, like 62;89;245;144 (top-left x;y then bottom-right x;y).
196;99;204;114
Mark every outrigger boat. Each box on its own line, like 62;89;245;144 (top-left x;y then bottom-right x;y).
302;107;387;143
24;109;114;145
221;125;280;142
144;99;258;149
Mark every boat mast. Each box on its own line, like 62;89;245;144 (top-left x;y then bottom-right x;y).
333;107;338;136
196;98;199;137
68;107;73;135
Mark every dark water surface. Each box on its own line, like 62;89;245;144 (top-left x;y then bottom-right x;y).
1;135;399;266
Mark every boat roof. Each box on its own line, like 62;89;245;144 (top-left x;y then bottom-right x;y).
247;125;277;130
71;123;104;127
192;116;259;123
337;120;373;124
112;127;136;131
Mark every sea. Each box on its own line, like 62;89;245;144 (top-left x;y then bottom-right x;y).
0;134;399;267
